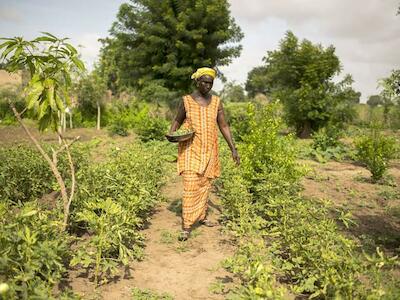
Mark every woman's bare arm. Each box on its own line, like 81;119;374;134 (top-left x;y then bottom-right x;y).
217;101;240;165
168;99;186;134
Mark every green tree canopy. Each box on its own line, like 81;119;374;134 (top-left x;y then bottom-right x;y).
98;0;243;97
220;81;246;102
367;95;383;107
245;66;269;97
247;31;359;137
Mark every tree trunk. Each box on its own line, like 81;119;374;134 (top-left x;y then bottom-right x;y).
69;112;73;129
97;102;101;130
298;120;312;138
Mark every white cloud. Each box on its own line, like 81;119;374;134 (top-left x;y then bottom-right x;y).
72;33;102;70
0;6;22;22
222;0;400;101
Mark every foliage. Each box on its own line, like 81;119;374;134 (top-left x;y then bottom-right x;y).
379;69;400;125
220;81;246;102
355;128;397;182
74;70;107;125
367;95;383;107
106;100;168;140
246;31;360;137
239;102;304;203
312;125;342;151
217;103;399;298
71;142;169;284
131;287;174;300
98;0;243;95
132;106;169;142
0;87;25;125
245;66;269;98
0;144;89;203
223;102;251;142
0;201;70;299
0;33;85;131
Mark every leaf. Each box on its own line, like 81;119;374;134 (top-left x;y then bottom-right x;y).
65;43;78;55
32;36;57;43
25;81;44;109
71;56;85;71
21;210;38;217
0;40;14;50
55;94;65;112
38;98;49;120
1;43;17;59
40;32;59;40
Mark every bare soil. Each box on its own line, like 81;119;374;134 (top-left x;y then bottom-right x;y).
301;159;400;253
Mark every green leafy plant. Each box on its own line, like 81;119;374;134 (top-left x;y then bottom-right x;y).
70;142;168;284
355;128;397;182
131;287;173;300
0;201;70;299
217;102;400;298
0;33;85;230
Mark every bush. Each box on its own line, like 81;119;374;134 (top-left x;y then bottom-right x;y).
223;102;251;141
0;144;89;203
355;128;397;182
0;201;70;299
311;125;342;151
71;142;169;284
217;103;399;298
131;105;168;142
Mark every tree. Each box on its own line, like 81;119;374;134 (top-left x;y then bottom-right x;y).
220;81;246;102
0;33;85;230
367;95;383;107
379;69;400;124
249;31;359;137
75;69;107;130
245;66;269;97
98;0;243;97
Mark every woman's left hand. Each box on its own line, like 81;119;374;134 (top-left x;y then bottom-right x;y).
231;149;240;166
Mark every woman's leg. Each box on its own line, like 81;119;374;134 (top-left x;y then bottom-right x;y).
181;171;212;230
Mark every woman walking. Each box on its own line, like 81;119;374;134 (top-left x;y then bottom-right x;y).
168;67;240;241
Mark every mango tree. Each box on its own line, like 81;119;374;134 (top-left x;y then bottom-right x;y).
0;33;85;230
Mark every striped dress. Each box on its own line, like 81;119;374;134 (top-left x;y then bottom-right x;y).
177;94;221;229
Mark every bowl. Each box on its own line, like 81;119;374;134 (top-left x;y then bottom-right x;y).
165;131;194;143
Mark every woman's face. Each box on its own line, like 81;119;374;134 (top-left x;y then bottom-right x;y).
197;75;214;95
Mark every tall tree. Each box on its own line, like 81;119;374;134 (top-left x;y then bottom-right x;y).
379;69;400;124
98;0;243;96
75;69;107;130
247;31;359;137
220;81;246;102
367;95;383;107
245;66;269;97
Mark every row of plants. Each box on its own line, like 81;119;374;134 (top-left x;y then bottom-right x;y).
216;103;400;299
0;140;171;299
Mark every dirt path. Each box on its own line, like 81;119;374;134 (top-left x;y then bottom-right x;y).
71;174;235;300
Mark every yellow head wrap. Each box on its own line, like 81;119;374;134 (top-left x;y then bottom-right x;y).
191;67;216;80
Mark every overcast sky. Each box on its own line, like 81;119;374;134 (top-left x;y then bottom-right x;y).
1;0;399;101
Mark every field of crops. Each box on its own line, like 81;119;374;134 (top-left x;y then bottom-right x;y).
0;100;399;299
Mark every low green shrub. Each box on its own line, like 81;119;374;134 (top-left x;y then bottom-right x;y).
218;103;400;298
133;106;168;142
355;128;397;182
0;144;89;203
0;201;70;299
71;142;169;284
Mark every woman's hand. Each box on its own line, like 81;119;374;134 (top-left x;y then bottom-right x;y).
231;148;240;166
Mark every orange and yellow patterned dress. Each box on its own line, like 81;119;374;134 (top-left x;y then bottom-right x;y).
177;94;221;229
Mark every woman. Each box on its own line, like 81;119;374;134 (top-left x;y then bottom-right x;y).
168;67;240;241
